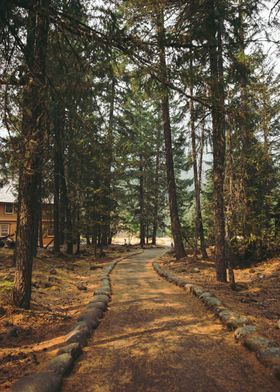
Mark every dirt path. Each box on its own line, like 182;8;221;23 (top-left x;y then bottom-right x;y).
62;249;280;392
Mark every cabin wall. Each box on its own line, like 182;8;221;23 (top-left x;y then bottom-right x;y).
0;202;53;246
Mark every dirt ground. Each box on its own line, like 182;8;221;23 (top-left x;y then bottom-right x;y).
0;244;134;390
62;249;279;392
160;250;280;347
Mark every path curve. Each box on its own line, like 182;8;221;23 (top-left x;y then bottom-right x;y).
62;248;279;392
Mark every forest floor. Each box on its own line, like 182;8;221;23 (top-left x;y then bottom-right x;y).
62;248;279;392
1;246;280;391
0;244;136;390
160;249;280;347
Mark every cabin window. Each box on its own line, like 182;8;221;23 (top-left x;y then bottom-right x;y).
5;203;13;214
0;224;9;237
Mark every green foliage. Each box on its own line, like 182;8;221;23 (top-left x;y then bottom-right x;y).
1;0;280;262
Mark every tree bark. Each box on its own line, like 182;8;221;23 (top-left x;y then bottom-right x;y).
53;104;64;253
152;123;161;246
102;76;116;247
207;0;227;281
56;123;73;255
13;0;50;308
156;7;186;260
39;199;43;248
189;56;208;259
225;126;236;288
139;153;145;248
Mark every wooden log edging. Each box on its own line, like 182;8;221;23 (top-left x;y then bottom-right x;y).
11;259;120;392
152;261;280;381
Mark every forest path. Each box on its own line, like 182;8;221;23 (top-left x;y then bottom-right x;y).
62;248;279;392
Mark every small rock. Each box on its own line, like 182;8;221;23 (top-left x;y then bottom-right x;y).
44;353;73;376
65;328;88;347
199;292;212;300
192;285;204;296
50;269;57;275
88;301;107;311
244;334;274;352
184;284;193;293
257;347;280;368
176;278;186;287
94;288;110;296
204;296;222;307
257;273;264;280
218;310;249;330
78;314;99;330
11;372;62;392
249;268;256;273
192;268;200;273
235;325;257;341
82;306;103;320
57;343;82;360
94;294;110;304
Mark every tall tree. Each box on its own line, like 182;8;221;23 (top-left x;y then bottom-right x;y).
155;4;186;259
13;0;50;308
205;0;227;281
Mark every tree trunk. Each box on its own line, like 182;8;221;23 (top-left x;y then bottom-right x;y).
225;126;236;289
152;124;161;246
12;170;22;267
57;130;73;255
207;0;227;281
189;56;208;259
32;164;43;257
60;165;72;254
139;154;145;248
103;76;116;247
75;210;80;255
156;7;186;260
13;0;50;308
53;104;64;253
39;198;43;248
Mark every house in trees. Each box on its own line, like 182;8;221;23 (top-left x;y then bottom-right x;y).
0;184;54;247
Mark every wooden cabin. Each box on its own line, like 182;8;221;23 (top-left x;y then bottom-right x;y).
0;184;54;247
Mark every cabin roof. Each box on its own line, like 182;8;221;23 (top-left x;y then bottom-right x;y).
0;182;53;204
0;184;17;203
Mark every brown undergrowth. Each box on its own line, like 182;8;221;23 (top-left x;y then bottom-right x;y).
0;244;134;390
160;250;280;347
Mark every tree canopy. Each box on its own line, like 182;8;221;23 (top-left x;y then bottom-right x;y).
1;0;280;307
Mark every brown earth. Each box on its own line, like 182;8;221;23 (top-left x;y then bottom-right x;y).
62;248;279;392
161;250;280;347
0;245;134;390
